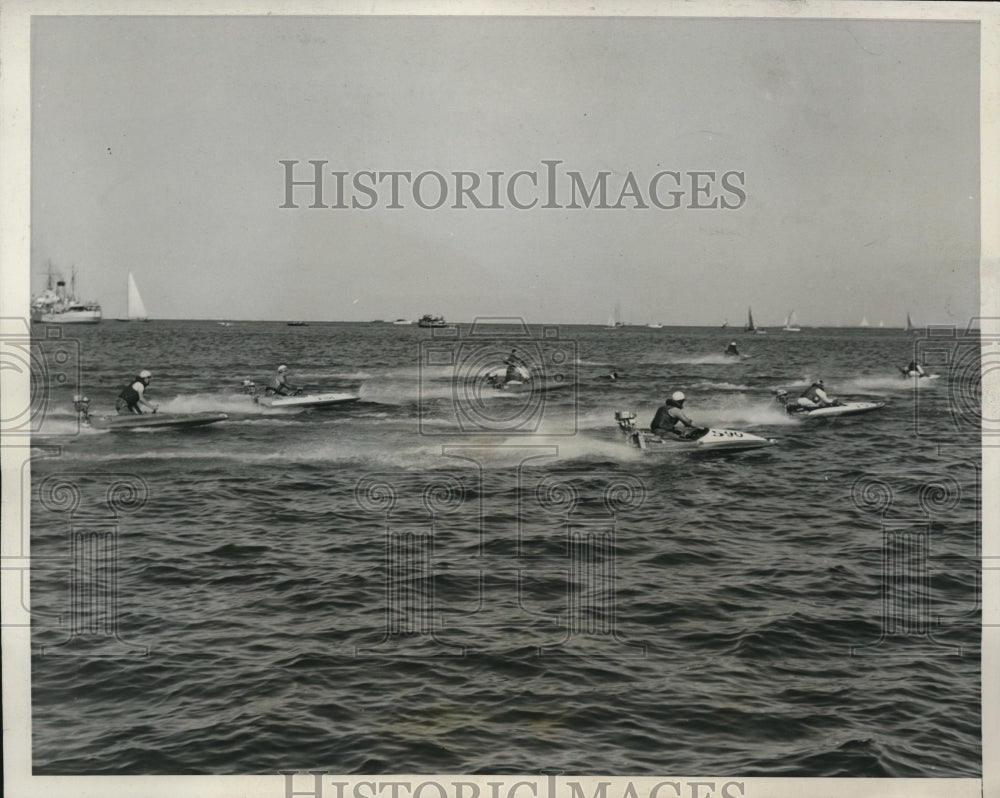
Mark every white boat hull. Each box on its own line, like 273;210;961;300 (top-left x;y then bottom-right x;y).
40;309;102;324
792;401;885;418
639;427;776;452
615;413;776;453
255;392;359;409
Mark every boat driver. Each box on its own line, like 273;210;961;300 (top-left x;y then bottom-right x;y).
650;391;704;438
268;364;300;396
116;369;158;415
906;360;927;378
797;379;836;409
503;350;528;383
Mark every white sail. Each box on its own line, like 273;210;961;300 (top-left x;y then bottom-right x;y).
127;272;149;320
782;311;801;331
859;316;869;328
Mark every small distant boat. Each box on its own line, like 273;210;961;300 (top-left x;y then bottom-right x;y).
287;321;309;327
905;312;917;334
744;306;765;334
116;272;149;321
217;322;232;327
721;319;729;328
782;311;801;332
31;264;102;324
391;319;413;325
417;314;451;328
646;322;663;329
879;320;885;328
859;317;870;328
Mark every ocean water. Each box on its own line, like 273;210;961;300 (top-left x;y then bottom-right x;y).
27;320;981;776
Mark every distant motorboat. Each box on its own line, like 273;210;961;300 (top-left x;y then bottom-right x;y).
646;322;663;328
391;319;413;325
287;321;309;327
418;314;451;328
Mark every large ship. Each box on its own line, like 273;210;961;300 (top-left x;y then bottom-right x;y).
31;265;102;324
417;314;451;328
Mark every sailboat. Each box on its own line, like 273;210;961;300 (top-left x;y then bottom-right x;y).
782;311;801;332
859;317;870;328
905;312;916;334
116;272;149;321
744;306;765;334
606;302;625;329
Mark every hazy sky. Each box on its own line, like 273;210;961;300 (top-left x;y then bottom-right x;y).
28;15;980;325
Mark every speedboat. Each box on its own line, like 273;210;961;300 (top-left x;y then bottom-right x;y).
73;396;227;430
614;411;776;453
481;363;571;394
899;367;940;380
242;380;359;408
774;390;885;418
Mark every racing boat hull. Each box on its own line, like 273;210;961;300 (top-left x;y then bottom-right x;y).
483;377;571;394
254;392;359;409
635;427;776;452
88;412;229;430
615;412;776;453
791;401;885;418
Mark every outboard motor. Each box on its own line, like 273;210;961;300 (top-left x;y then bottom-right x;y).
241;379;258;396
614;410;637;432
614;410;646;449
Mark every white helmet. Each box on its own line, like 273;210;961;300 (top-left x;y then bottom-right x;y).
139;369;152;379
671;391;685;402
277;365;288;373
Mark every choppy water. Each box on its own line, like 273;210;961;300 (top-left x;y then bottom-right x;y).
28;320;981;776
